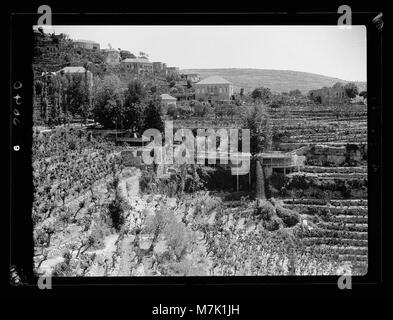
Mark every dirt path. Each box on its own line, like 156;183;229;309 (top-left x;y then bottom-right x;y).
116;168;143;276
117;235;136;276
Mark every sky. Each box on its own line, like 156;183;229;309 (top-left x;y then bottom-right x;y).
45;25;366;82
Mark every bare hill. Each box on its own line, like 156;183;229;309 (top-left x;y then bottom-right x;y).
181;68;367;94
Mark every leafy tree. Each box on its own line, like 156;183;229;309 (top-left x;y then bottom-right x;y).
92;74;124;129
107;190;125;231
269;95;285;108
61;73;91;120
241;103;271;155
124;102;144;133
251;87;272;102
143;99;164;133
193;101;208;117
167;105;178;119
120;50;136;60
344;82;359;99
289;89;302;96
123;80;146;132
359;91;367;99
125;80;146;105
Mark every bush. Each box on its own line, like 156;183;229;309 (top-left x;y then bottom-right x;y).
164;220;191;261
276;206;300;227
107;191;125;231
263;215;283;231
255;200;275;220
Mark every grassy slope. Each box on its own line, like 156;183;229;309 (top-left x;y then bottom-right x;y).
181;68;367;94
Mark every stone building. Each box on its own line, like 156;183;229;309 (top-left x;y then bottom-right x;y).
194;76;235;103
153;62;165;74
121;57;153;74
73;39;100;50
309;83;349;105
166;67;180;77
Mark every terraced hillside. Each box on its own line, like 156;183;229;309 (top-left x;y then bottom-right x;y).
270;105;367;149
270;104;368;273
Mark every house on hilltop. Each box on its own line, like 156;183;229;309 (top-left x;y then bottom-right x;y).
73;39;100;50
194;76;235;103
121;57;153;74
153;62;166;74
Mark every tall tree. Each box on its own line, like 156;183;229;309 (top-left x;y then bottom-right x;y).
344;82;359;99
251;87;272;102
242;103;271;155
143;99;164;133
122;80;146;133
255;159;266;199
92;74;124;129
125;80;146;105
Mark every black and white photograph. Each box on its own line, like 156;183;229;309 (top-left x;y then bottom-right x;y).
29;24;369;278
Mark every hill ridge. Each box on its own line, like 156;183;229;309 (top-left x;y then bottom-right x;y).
181;68;366;94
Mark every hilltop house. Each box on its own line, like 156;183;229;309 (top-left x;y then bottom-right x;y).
73;39;100;50
121;57;153;74
194;76;235;103
153;62;166;74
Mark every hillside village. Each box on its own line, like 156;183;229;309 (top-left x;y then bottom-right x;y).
32;27;368;277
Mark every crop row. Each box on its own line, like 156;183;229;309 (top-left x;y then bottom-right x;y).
283;198;368;206
302;237;368;247
283;204;368;216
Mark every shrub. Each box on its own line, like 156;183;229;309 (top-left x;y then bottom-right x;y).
263;215;283;231
255;200;275;220
164;221;191;261
276;206;300;227
107;191;125;231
